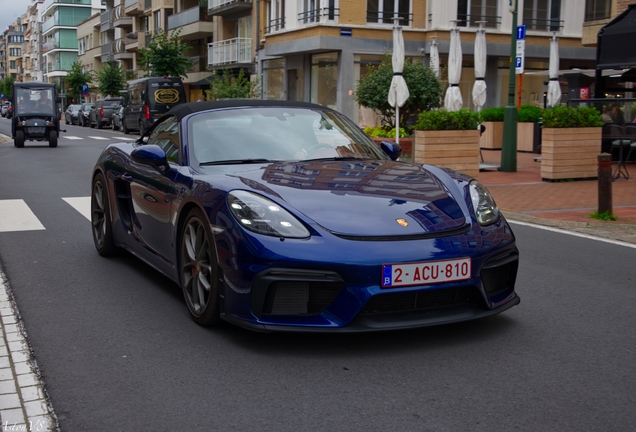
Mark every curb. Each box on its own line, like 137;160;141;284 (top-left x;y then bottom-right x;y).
0;268;58;431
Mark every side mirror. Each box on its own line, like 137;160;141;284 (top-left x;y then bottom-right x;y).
131;145;169;172
380;141;402;161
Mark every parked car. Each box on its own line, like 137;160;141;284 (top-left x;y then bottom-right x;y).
78;103;94;127
111;105;124;131
1;101;11;118
89;98;123;129
11;82;61;148
64;104;81;125
121;77;186;135
90;100;520;331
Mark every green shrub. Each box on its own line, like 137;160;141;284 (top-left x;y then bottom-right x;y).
517;104;543;123
479;107;505;122
542;105;604;128
363;126;408;138
415;109;480;131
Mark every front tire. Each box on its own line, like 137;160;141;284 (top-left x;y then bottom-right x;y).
15;130;25;148
180;208;220;326
48;130;58;148
91;173;117;256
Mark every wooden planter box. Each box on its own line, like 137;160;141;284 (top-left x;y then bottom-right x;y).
540;127;602;180
517;122;536;152
371;138;413;156
413;130;480;178
479;121;503;149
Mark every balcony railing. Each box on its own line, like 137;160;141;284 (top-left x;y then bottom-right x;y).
167;6;212;30
456;14;500;29
366;10;412;26
523;18;564;32
101;41;113;59
101;10;113;31
265;18;285;34
298;7;339;24
208;0;252;15
113;4;133;27
208;37;252;66
44;0;91;12
124;0;138;7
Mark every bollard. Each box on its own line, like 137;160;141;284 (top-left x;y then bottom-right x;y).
598;153;613;215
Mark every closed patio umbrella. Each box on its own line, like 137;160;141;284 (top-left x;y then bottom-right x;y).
429;37;440;77
388;18;410;145
444;28;463;111
472;25;487;111
547;35;562;107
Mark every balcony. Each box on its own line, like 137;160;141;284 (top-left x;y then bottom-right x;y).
113;5;133;28
297;7;339;24
207;0;252;17
167;6;215;40
101;10;113;32
522;18;564;33
43;0;91;14
124;0;144;16
101;42;113;61
456;14;500;29
114;39;133;60
208;37;252;67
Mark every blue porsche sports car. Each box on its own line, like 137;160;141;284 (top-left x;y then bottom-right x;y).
91;100;520;332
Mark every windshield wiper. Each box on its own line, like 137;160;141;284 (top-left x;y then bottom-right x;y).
304;156;371;162
199;158;273;166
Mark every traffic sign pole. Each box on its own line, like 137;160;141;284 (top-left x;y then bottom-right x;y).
501;3;521;172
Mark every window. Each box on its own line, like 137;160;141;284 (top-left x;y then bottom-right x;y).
311;52;338;109
147;116;180;163
366;0;410;25
154;10;161;30
262;58;285;100
10;61;16;69
523;0;562;31
585;0;610;21
457;0;499;28
300;0;320;24
10;48;21;56
266;0;285;32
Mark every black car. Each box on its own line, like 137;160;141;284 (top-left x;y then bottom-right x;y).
111;105;124;131
78;103;94;127
64;104;81;125
89;98;123;129
11;82;61;148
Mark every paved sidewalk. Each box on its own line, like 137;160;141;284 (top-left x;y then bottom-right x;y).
480;149;636;245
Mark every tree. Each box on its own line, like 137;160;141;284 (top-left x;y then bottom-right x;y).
66;62;94;102
206;68;259;101
96;61;127;97
137;29;192;79
1;77;15;98
355;56;444;130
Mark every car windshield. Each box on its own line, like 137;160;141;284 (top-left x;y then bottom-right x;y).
188;107;388;165
14;87;55;115
69;105;80;112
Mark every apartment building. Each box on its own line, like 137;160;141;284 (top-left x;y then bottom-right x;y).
4;18;26;81
0;34;5;80
41;0;105;85
582;0;632;46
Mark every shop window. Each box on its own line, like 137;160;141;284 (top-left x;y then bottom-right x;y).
263;58;285;100
311;52;338;110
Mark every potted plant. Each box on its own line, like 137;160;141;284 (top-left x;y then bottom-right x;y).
517;104;543;153
413;109;481;178
478;107;505;149
540;106;604;181
363;126;412;159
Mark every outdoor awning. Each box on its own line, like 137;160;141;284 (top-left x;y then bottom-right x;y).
597;4;636;69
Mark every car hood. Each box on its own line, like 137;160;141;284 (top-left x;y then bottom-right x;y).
213;160;469;237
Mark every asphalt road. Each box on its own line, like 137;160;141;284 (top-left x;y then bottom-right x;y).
1;116;635;431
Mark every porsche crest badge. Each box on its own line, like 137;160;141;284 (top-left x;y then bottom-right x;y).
396;218;409;227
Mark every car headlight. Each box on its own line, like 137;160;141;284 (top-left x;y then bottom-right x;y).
469;180;500;225
227;191;310;239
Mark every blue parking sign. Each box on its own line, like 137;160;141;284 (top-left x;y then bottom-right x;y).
82;84;89;95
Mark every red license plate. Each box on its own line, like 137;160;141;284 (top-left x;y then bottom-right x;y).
381;258;472;288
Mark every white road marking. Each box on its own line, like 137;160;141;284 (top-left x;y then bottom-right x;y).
64;136;83;140
62;197;91;221
508;219;636;249
87;136;111;140
118;137;136;141
0;200;45;232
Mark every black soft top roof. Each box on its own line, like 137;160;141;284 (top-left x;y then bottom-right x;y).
167;99;329;121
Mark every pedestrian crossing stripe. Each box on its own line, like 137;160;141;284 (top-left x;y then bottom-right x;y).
118;138;136;141
0;200;45;233
65;136;83;140
87;136;110;140
62;197;91;221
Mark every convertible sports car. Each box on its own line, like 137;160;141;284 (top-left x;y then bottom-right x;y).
91;100;520;332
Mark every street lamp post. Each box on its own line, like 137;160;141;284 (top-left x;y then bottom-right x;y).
501;0;519;172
